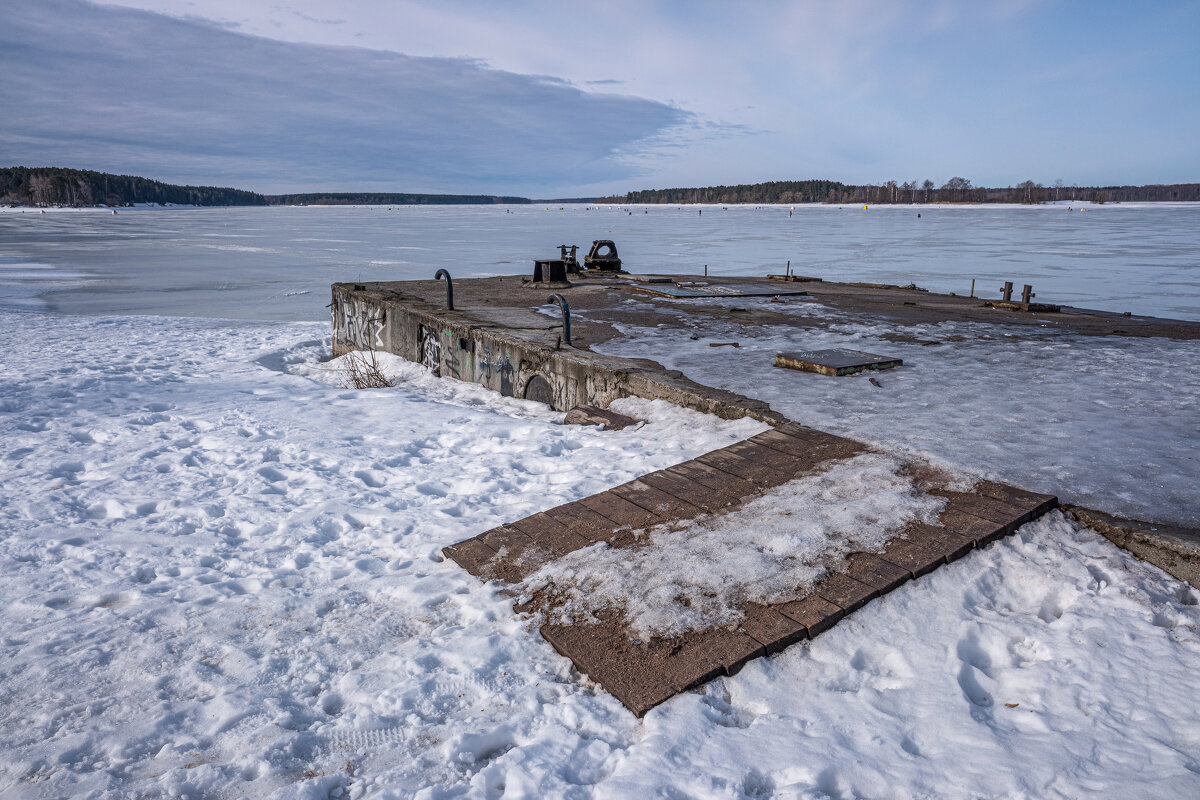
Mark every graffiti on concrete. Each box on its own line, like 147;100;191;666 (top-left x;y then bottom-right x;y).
334;297;386;351
417;324;441;376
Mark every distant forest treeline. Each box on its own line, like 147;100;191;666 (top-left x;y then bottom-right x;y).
0;167;267;207
622;178;1200;205
266;192;531;205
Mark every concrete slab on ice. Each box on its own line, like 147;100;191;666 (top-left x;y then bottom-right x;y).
775;348;903;376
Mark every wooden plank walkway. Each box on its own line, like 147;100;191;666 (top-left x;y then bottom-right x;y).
444;422;1057;716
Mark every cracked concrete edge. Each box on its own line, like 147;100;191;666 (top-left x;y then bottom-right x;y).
1063;505;1200;589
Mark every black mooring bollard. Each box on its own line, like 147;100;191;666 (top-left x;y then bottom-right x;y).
547;293;571;346
435;269;453;310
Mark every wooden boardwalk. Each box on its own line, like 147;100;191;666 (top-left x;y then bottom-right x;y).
444;422;1057;716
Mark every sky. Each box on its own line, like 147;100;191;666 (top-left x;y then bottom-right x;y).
2;0;1198;196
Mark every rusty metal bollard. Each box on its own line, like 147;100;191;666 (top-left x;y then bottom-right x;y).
1021;284;1035;305
1001;281;1013;302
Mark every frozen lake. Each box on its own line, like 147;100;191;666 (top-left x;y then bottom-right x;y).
2;202;1199;321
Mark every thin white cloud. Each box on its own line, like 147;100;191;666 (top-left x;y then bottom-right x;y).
0;0;693;194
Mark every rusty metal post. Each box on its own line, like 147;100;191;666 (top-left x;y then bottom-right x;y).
435;269;454;310
548;293;571;346
1001;281;1013;302
1021;284;1035;305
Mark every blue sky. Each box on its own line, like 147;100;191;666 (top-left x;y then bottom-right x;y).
2;0;1197;196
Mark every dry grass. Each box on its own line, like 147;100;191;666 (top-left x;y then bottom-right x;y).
343;348;394;389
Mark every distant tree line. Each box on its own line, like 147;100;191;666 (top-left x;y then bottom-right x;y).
266;193;532;205
0;167;267;207
622;178;1200;205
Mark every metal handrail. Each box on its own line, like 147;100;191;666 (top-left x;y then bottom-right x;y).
547;293;570;346
435;269;454;310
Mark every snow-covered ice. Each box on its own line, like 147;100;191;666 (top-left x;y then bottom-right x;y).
595;299;1200;528
1;205;1199;798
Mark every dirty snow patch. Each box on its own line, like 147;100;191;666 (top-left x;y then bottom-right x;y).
524;453;945;637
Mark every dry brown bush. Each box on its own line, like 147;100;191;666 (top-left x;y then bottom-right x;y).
344;348;393;389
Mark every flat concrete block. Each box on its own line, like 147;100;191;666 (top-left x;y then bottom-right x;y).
775;348;902;377
844;552;912;593
814;572;878;614
542;502;621;544
877;525;950;578
938;507;1008;547
579;491;661;529
776;595;843;637
563;404;640;431
748;428;866;471
638;469;739;514
665;461;757;501
540;621;678;718
974;481;1058;518
695;444;799;488
477;525;547;582
442;537;498;578
612;480;705;520
509;513;592;557
739;603;808;654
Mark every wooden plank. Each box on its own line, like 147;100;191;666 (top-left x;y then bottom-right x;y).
695;444;798;488
749;428;867;467
477;525;547;582
540;621;678;718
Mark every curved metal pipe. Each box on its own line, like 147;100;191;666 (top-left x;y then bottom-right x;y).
435;269;454;310
547;293;571;346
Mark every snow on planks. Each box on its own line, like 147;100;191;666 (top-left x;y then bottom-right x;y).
443;422;1057;716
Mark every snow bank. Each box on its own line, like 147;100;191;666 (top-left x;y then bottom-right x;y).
1;309;1198;798
524;453;944;637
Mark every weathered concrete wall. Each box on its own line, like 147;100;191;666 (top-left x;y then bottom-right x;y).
331;283;785;422
1065;505;1200;589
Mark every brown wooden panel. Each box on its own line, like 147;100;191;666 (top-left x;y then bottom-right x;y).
477;525;549;582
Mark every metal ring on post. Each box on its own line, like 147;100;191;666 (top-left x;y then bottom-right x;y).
435;269;454;310
547;293;570;346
